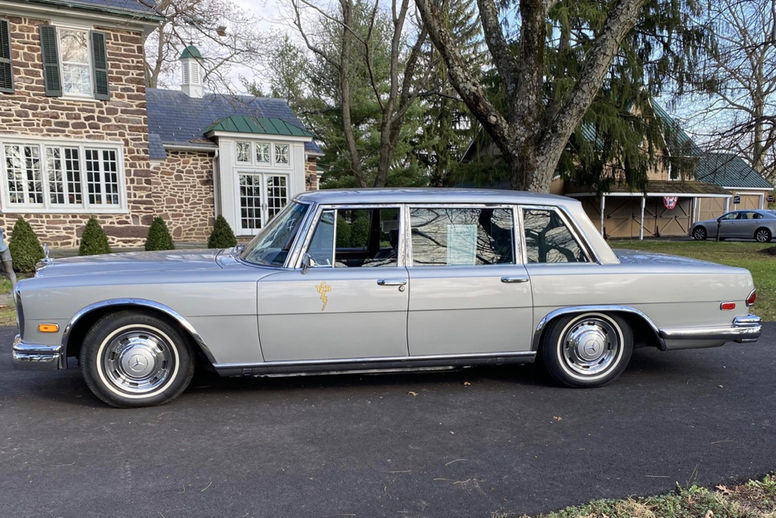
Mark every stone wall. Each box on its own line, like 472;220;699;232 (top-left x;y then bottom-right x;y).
305;157;319;191
0;15;154;247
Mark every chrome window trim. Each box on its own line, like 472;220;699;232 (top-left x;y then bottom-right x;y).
405;204;519;267
519;204;601;265
61;298;216;365
292;202;406;269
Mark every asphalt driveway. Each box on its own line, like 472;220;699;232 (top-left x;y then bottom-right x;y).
1;324;775;517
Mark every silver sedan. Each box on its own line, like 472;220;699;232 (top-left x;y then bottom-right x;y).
691;209;776;242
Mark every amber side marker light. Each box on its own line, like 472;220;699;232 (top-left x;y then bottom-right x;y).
38;323;59;333
720;302;736;311
746;290;757;307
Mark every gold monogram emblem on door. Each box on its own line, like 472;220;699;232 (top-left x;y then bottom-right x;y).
316;281;331;311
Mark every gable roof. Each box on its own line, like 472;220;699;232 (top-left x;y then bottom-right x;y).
696;153;773;189
24;0;162;20
205;115;313;137
146;88;322;159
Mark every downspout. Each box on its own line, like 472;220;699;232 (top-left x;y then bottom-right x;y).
212;148;220;219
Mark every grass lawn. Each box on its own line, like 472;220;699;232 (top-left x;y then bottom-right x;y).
500;473;776;517
612;240;776;321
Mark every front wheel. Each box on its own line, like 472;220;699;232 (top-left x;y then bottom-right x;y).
692;226;707;240
541;313;633;388
80;311;194;407
755;227;772;243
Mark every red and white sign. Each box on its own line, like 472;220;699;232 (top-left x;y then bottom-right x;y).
663;196;678;210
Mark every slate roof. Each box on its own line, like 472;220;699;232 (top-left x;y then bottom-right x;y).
146;88;322;159
696;153;773;189
28;0;162;20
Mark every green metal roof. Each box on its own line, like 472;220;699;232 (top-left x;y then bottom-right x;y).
696;153;773;189
204;115;313;138
179;45;203;60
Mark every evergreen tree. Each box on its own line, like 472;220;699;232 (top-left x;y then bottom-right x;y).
8;217;44;273
145;217;175;251
207;215;237;248
79;217;111;256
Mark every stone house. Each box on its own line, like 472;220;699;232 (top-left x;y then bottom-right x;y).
0;0;320;247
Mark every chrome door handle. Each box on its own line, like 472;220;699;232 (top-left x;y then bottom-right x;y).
377;279;407;287
501;276;529;283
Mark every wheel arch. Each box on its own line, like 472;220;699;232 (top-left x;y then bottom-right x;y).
532;306;665;352
62;299;216;366
754;226;772;241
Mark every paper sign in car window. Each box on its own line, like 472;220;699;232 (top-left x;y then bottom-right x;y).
447;224;477;265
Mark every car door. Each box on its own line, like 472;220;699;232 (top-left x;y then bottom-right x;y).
717;211;739;238
406;205;534;356
257;205;409;362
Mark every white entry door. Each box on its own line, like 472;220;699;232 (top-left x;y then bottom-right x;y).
236;172;289;234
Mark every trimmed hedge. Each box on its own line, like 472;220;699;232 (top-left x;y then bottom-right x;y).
79;217;111;256
145;217;175;251
9;217;44;273
208;215;238;248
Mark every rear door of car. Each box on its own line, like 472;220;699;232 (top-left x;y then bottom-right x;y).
257;204;410;362
405;205;534;356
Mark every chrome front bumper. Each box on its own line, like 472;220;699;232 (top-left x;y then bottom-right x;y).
12;335;65;370
659;314;762;348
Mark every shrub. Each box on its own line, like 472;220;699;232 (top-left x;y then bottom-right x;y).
79;217;111;256
145;217;175;251
207;215;237;248
8;217;44;273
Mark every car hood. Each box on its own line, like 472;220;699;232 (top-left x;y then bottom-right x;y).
35;249;224;278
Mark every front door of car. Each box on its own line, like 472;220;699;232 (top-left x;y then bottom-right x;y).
257;206;409;362
717;211;740;238
405;206;534;356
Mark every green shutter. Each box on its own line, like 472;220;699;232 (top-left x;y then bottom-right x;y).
0;20;12;93
39;25;61;97
90;31;109;100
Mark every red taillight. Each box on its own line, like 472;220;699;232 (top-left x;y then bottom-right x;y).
746;290;757;307
720;302;736;311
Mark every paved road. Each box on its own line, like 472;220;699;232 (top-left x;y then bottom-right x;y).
1;324;775;517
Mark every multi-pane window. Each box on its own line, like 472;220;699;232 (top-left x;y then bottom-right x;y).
1;140;124;211
58;28;91;97
410;207;514;266
255;143;270;164
274;144;289;164
522;208;589;263
239;173;263;231
237;172;291;232
265;175;287;219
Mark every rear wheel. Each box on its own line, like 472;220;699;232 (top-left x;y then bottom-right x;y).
541;313;633;387
692;226;707;240
80;311;194;407
755;227;772;243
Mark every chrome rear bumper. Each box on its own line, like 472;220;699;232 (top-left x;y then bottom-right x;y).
659;314;762;348
12;335;65;370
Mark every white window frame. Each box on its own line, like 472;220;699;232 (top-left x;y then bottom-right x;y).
234;170;291;234
0;136;128;214
273;143;291;168
56;24;94;100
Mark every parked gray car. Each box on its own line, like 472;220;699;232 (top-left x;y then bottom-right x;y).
691;209;776;242
12;189;762;407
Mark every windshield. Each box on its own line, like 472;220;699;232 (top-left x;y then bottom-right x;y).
240;202;309;266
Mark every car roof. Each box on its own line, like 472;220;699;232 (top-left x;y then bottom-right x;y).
295;188;575;206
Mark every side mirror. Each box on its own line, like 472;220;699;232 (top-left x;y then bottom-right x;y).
301;253;312;274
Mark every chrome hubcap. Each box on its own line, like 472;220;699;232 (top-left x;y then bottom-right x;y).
562;318;620;376
102;329;175;395
756;230;769;242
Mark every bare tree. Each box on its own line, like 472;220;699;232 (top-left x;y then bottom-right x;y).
289;0;429;187
143;0;269;92
415;0;650;192
681;0;776;182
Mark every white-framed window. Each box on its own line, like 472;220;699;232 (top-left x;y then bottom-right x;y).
58;27;92;97
237;172;289;233
1;138;126;212
274;144;289;165
236;141;251;163
255;142;271;164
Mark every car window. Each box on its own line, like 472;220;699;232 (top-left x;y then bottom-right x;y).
522;208;589;263
409;207;514;266
306;207;400;268
720;212;738;221
241;201;309;266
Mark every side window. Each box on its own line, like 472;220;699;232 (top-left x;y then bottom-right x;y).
720;212;737;221
410;207;514;266
306;207;400;268
522;208;589;264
